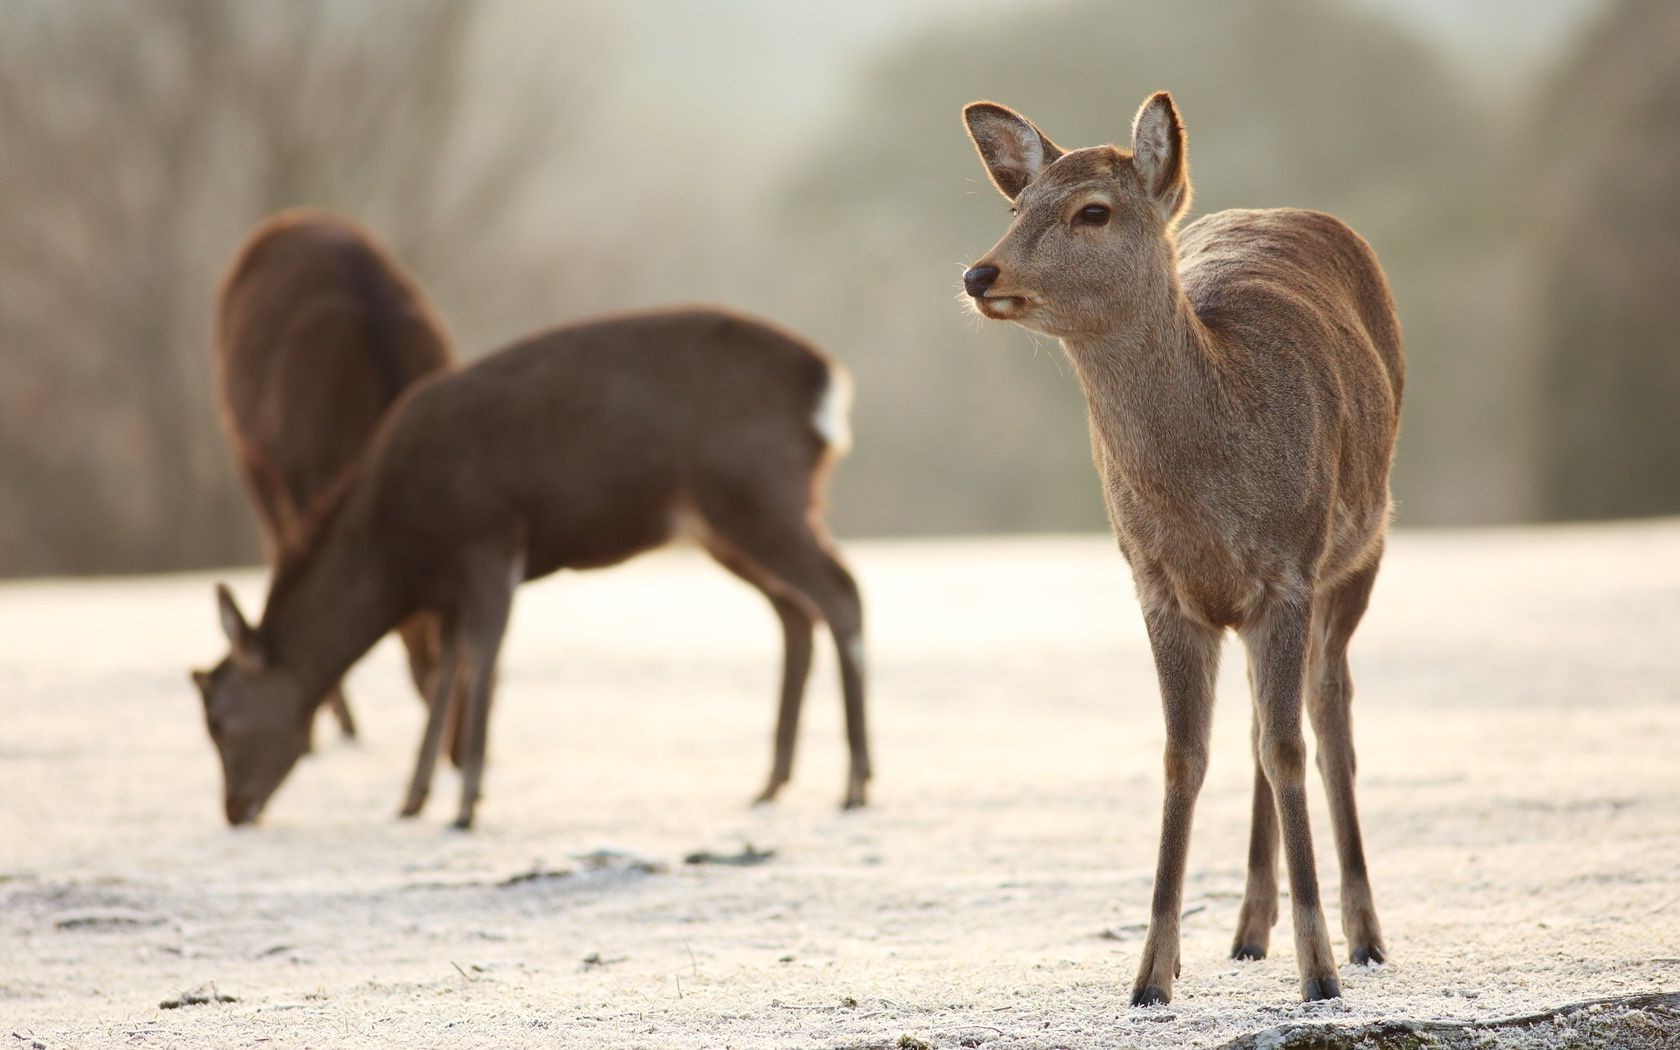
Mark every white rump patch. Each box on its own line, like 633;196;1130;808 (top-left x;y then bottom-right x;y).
812;365;854;455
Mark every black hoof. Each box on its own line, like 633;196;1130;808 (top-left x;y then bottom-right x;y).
450;815;474;831
1131;985;1170;1007
1351;944;1386;966
1302;976;1342;1002
1232;942;1266;961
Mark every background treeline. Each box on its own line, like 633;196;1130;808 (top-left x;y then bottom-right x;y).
1;0;1672;577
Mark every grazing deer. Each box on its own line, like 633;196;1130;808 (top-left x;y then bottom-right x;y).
214;209;451;744
192;306;868;830
960;92;1403;1004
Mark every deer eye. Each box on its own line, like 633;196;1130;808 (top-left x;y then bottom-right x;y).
1076;203;1111;227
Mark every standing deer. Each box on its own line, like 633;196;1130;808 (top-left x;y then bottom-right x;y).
214;209;451;744
192;306;868;830
960;92;1403;1004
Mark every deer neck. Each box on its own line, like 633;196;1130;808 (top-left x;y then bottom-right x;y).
259;507;402;718
1060;263;1232;485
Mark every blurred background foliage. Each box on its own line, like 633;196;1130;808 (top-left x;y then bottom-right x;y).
0;0;1672;577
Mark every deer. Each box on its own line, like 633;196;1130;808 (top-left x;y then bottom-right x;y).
213;209;451;746
960;91;1403;1005
191;305;869;831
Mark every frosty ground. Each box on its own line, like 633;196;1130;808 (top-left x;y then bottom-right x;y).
3;524;1678;1048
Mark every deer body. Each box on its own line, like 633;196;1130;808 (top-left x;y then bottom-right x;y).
216;210;451;740
197;307;867;830
963;93;1402;1004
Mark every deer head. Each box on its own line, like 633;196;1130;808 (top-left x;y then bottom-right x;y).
189;583;312;825
961;91;1192;339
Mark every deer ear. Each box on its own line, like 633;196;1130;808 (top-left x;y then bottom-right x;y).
1130;91;1190;226
190;669;212;696
964;101;1064;201
215;583;265;674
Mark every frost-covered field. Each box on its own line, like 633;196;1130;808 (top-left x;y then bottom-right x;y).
3;525;1678;1048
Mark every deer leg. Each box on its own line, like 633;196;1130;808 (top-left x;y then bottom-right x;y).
749;546;867;809
1231;678;1280;960
1308;561;1386;965
451;544;522;831
323;683;357;740
697;494;870;811
397;613;440;700
399;616;461;819
1131;604;1220;1007
397;612;468;768
1243;593;1340;1002
758;594;815;803
703;545;817;805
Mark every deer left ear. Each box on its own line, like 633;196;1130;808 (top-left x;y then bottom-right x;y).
215;583;266;674
1130;91;1190;227
964;101;1065;201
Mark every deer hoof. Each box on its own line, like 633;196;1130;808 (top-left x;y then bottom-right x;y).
1130;984;1170;1007
1232;941;1267;961
1302;975;1342;1002
1350;943;1386;966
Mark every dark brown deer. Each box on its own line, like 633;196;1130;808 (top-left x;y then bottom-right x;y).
192;306;868;830
214;209;451;743
961;92;1403;1004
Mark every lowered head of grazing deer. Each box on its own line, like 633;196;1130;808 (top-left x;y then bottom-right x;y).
961;92;1404;1005
193;584;321;825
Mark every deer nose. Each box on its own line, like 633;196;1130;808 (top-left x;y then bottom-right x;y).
963;265;1000;298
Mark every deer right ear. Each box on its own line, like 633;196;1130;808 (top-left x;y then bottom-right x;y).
1130;91;1190;226
964;102;1064;201
215;583;266;674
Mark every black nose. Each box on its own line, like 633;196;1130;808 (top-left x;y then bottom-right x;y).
963;265;999;298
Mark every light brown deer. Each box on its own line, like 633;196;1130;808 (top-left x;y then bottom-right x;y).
192;306;868;830
961;92;1403;1004
213;209;451;744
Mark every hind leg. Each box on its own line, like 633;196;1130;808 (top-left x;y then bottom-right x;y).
1231;676;1280;961
697;488;869;809
706;545;816;805
1308;559;1386;965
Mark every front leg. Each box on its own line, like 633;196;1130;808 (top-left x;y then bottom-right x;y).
1131;603;1221;1006
451;543;523;830
400;625;461;819
1242;593;1340;1001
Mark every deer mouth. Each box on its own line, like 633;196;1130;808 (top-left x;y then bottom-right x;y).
225;794;266;826
974;294;1035;321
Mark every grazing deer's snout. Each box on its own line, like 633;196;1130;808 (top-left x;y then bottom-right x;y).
963;265;1000;298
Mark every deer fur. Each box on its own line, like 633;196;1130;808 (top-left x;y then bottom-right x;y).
212;209;451;744
961;92;1403;1004
193;306;868;830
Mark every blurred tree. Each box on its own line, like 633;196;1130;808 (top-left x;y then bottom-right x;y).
1533;0;1680;519
0;0;587;575
779;0;1526;536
